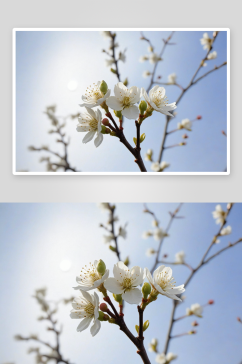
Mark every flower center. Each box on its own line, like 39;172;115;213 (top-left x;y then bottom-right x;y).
122;96;131;108
89;118;99;130
84;302;95;316
122;277;132;292
152;91;168;108
79;264;101;286
84;84;103;103
157;272;176;292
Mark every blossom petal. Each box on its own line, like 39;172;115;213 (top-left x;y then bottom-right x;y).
122;105;139;120
76;125;91;132
84;107;97;119
114;82;128;100
82;131;96;144
90;319;101;336
76;317;92;332
130;266;144;286
94;133;103;148
106;96;123;111
129;86;141;104
123;288;142;304
104;277;123;294
144;268;154;285
70;311;85;319
113;261;129;282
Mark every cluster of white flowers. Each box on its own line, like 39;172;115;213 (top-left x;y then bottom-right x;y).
220;225;232;236
168;73;177;84
212;204;227;225
71;260;185;336
156;352;177;364
142;227;168;241
200;33;213;50
139;53;162;65
177;119;192;131
186;303;203;317
175;251;185;264
77;81;176;147
151;161;170;172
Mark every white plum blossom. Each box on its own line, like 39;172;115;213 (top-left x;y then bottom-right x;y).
177;119;192;131
152;220;159;227
70;290;101;336
146;248;156;257
142;230;153;239
141;86;177;117
103;234;114;244
106;82;140;120
149;338;158;352
105;59;114;67
139;55;149;63
119;50;126;62
73;261;109;291
207;51;217;60
186;303;203;317
145;149;153;161
151;161;170;172
220;225;232;236
168;73;177;84
175;251;185;264
76;107;103;147
79;81;111;108
212;204;227;225
200;33;213;50
145;265;185;301
100;31;112;39
148;46;154;52
143;71;151;78
97;203;110;212
153;228;168;241
149;53;162;64
104;261;144;304
156;353;177;364
119;226;127;239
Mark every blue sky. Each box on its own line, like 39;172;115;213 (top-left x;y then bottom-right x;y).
15;30;228;172
0;203;241;364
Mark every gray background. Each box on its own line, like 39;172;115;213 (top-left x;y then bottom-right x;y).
2;0;240;202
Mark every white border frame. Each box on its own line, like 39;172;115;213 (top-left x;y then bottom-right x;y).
12;28;230;176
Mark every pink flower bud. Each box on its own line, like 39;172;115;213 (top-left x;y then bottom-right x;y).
102;118;110;126
237;317;242;322
208;300;214;305
191;321;199;327
163;254;168;258
197;115;202;120
182;134;189;139
100;303;108;312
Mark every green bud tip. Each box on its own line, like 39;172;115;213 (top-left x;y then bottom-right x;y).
113;294;122;303
109;245;117;252
142;282;151;299
139;100;148;115
99;80;108;95
143;320;149;331
135;325;139;334
98;311;105;321
96;259;106;275
133;137;137;145
114;110;122;119
123;257;129;266
140;133;146;143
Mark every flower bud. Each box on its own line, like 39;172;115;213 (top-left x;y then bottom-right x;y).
208;299;214;305
142;282;151;299
237;317;242;323
99;303;108;312
182;134;189;139
188;330;196;335
197;115;202;120
98;311;105;321
163;254;168;258
139;100;147;115
179;142;187;146
135;325;139;334
96;259;106;275
143;320;149;331
108;318;118;325
191;321;199;327
123;256;129;266
102;118;110;126
110;131;118;138
101;125;111;134
109;245;117;252
123;78;128;86
110;68;117;74
140;133;146;143
113;294;122;303
99;80;108;95
114;110;122;119
133;137;137;145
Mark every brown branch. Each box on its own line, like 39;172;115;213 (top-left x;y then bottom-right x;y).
150;203;183;274
110;206;121;261
110;33;121;82
157;32;226;163
158;260;194;271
